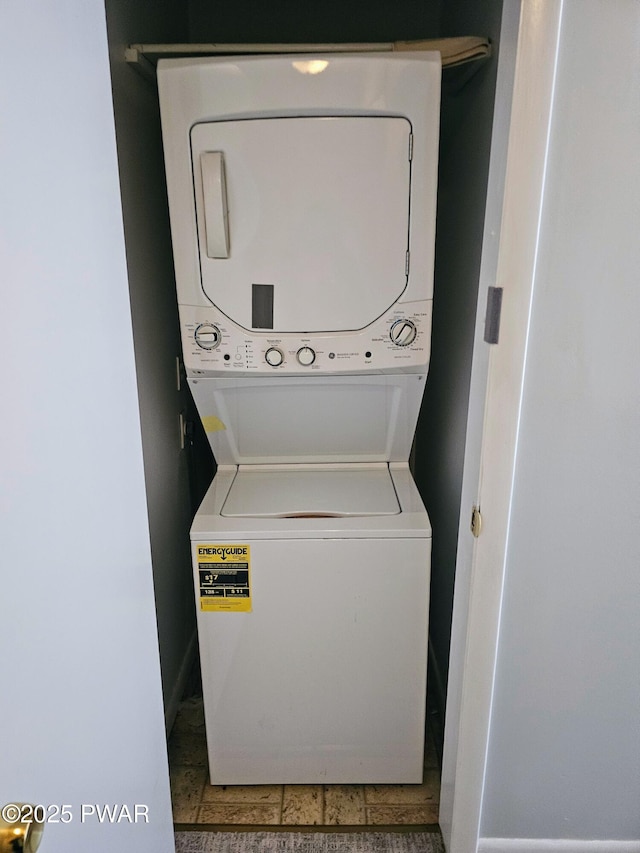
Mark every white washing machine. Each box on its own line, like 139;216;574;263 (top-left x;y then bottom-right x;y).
158;52;441;784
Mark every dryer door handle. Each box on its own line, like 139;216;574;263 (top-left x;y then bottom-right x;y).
201;151;230;259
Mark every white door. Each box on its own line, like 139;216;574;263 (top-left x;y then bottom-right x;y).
191;117;412;332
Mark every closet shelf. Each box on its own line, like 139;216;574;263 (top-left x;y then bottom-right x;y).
126;36;490;84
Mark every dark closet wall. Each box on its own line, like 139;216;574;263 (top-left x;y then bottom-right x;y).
106;0;505;736
188;0;442;42
105;0;197;728
415;0;505;734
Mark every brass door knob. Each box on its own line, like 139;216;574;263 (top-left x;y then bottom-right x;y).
1;804;44;853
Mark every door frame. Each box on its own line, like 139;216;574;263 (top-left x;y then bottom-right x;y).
442;2;565;850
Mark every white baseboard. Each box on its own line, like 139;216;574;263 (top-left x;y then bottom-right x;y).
478;839;640;853
164;630;198;735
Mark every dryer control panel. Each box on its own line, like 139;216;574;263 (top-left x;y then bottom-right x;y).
180;302;432;376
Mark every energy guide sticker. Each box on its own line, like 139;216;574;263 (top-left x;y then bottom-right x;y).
196;544;251;612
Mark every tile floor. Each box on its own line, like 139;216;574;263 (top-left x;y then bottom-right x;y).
169;696;440;828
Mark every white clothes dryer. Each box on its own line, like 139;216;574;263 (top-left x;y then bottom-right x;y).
158;52;441;784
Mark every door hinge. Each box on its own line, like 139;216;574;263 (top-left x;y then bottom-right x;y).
408;133;414;161
405;251;410;276
484;286;503;344
471;505;483;538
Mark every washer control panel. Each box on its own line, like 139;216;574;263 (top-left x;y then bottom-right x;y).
180;301;432;376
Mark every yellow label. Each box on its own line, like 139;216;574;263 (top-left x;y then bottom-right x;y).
196;544;251;612
202;416;226;433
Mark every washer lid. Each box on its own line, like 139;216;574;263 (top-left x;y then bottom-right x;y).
191;116;412;333
221;465;400;518
188;374;426;466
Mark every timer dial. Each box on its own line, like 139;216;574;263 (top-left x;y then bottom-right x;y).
194;323;221;350
296;346;316;366
265;347;284;367
390;319;417;347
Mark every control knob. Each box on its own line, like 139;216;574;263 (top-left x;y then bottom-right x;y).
265;347;284;367
296;346;316;366
194;323;221;350
390;319;417;347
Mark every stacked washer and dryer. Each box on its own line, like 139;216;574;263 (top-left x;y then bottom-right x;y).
158;52;441;785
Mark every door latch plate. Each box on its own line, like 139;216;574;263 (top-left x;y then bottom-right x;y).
471;505;482;538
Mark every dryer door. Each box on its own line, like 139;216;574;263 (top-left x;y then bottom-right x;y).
191;116;412;333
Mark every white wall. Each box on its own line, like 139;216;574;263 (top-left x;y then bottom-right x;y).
0;2;174;850
480;0;640;844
